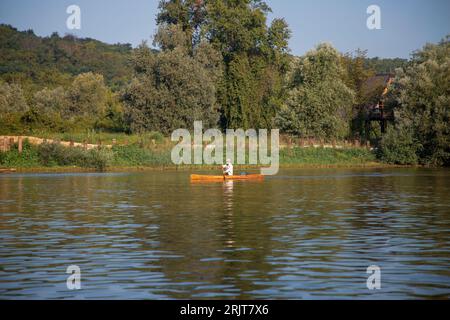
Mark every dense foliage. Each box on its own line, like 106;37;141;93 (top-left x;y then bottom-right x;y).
0;5;407;138
132;0;290;131
0;140;112;170
365;57;408;74
0;24;130;134
122;25;222;134
276;44;355;140
0;72;123;134
379;36;450;166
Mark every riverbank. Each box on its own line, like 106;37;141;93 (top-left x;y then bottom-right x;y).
1;162;404;174
0;139;403;173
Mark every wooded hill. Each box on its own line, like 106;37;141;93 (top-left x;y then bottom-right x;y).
0;24;133;95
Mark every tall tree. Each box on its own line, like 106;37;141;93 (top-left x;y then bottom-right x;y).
276;43;355;140
123;25;221;134
206;0;291;129
341;49;377;140
157;0;207;49
380;36;450;166
156;0;291;130
341;49;375;105
66;72;108;119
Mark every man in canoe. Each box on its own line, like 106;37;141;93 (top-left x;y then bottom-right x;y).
222;159;234;176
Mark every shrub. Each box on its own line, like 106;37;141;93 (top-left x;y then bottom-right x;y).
111;144;171;166
280;146;376;165
84;148;113;171
377;126;421;165
146;132;164;144
37;142;113;171
0;139;39;167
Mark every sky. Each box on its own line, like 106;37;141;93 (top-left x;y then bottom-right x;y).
0;0;449;58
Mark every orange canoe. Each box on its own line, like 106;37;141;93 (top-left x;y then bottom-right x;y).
190;174;264;181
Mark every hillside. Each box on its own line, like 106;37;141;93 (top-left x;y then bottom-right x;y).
0;24;133;94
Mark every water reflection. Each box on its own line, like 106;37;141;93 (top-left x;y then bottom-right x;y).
223;180;234;249
0;169;449;299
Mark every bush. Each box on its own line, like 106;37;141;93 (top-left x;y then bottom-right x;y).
0;113;27;135
0;140;40;167
84;148;113;171
377;126;421;165
38;142;71;166
146;132;164;144
280;146;376;165
112;144;171;166
37;142;113;171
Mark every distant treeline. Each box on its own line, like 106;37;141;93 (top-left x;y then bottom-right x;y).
365;57;408;74
0;0;448;166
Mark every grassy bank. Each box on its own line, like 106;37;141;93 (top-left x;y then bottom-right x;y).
280;147;376;166
0;140;172;171
0;139;383;172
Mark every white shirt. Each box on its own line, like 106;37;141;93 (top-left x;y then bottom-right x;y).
223;163;233;176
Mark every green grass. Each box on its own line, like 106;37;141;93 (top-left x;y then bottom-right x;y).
0;140;40;168
0;140;112;171
1;138;381;172
280;147;377;166
111;144;172;166
0;139;173;171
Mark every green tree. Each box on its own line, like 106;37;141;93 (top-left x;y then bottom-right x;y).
365;57;408;74
156;0;206;48
157;0;291;130
0;81;29;114
33;86;67;115
378;125;420;165
381;36;450;166
66;72;108;119
96;90;126;132
28;74;121;132
207;0;291;129
341;49;377;140
20;86;67;132
341;49;375;105
276;43;355;140
123;24;221;134
0;81;29;133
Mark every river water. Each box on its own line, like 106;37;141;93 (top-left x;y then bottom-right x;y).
0;168;449;299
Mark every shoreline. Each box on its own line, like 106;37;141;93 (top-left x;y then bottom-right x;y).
0;162;413;174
